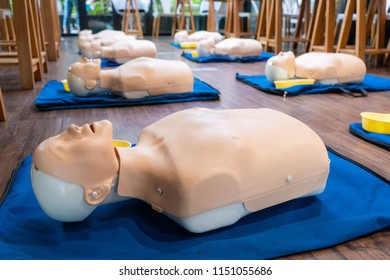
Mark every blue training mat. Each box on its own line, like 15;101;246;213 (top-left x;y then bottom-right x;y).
349;123;390;150
1;149;389;260
170;42;187;49
182;51;274;63
236;73;390;97
34;78;220;111
100;59;121;68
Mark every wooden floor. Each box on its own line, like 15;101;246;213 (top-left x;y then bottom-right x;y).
0;36;389;259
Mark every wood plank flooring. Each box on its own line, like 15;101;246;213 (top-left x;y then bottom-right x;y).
0;36;389;259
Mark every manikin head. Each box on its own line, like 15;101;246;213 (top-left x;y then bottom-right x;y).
265;51;296;82
66;58;102;97
31;120;120;222
196;38;216;57
174;30;189;44
79;41;102;58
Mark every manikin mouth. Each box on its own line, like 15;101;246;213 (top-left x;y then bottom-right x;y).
89;123;95;133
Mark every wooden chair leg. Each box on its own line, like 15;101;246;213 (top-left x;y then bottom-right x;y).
122;0;144;38
0;87;6;121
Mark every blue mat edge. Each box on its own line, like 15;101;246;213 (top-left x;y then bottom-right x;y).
349;123;390;151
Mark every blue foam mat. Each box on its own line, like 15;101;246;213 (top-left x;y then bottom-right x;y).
34;78;220;111
182;51;274;63
170;42;188;49
349;123;390;150
100;59;121;68
1;149;389;260
236;73;390;97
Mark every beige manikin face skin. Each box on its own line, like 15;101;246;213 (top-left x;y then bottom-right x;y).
32;108;329;221
67;57;194;97
265;51;296;82
32;120;119;205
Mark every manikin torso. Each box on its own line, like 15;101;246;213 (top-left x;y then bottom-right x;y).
197;38;263;58
174;30;224;44
265;51;367;84
77;29;132;48
80;40;157;64
31;108;330;233
66;57;194;98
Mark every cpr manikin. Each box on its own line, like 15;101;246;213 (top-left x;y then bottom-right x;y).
79;40;157;64
31;108;330;233
197;38;263;58
174;30;224;44
66;57;194;98
265;51;367;84
77;29;135;48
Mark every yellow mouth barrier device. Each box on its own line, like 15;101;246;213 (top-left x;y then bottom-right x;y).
62;80;70;92
361;112;390;134
113;140;132;148
274;79;315;89
180;42;198;49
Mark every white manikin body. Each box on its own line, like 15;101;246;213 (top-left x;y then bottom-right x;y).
197;38;263;58
66;57;194;98
265;51;367;84
79;40;157;64
31;108;330;233
174;30;224;44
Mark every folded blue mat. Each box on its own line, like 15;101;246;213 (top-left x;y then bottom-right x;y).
236;73;390;97
182;51;274;63
34;78;220;111
349;123;390;150
1;149;389;260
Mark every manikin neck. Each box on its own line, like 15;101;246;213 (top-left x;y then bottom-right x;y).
99;69;118;90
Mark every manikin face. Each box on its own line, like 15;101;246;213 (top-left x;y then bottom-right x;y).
66;58;102;97
80;42;102;58
31;120;119;221
265;51;296;82
197;38;215;57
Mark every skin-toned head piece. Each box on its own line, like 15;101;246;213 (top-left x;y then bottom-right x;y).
265;51;296;82
67;58;102;96
32;120;119;206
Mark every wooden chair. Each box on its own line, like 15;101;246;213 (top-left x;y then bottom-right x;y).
40;0;61;61
0;0;45;90
152;0;175;38
257;0;313;53
256;0;283;53
171;0;196;37
0;87;6;121
308;0;336;53
224;0;258;38
121;0;144;38
0;9;15;52
336;0;390;65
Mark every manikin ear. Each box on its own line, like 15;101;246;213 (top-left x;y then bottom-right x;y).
85;79;98;89
84;183;111;205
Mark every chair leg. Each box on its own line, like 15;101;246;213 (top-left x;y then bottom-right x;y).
0;88;6;121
